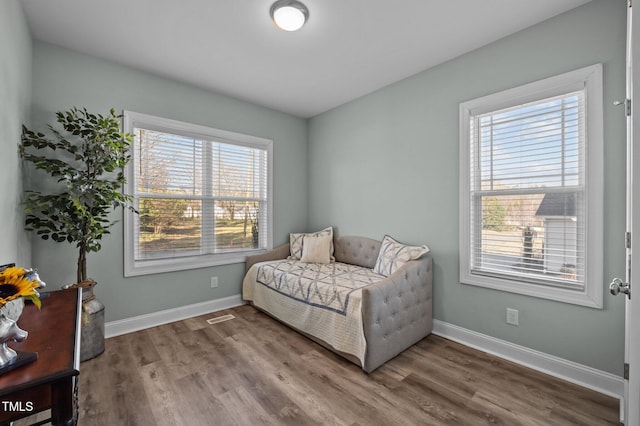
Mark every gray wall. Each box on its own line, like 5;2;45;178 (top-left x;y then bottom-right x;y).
308;0;626;374
29;42;308;322
0;0;32;266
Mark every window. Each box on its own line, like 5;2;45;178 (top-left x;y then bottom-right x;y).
123;111;273;276
459;64;603;308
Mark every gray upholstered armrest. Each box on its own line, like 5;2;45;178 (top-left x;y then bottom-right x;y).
360;255;433;373
245;244;290;274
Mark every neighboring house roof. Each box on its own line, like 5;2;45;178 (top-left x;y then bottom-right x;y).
535;192;576;217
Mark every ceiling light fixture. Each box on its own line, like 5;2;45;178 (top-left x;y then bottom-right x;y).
270;0;309;32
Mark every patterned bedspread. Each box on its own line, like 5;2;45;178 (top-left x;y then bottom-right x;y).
255;260;384;315
243;260;386;366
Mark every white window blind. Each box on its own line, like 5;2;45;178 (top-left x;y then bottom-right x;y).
459;64;603;308
123;111;273;276
469;92;584;288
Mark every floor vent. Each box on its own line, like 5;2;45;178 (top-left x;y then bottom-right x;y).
206;314;235;325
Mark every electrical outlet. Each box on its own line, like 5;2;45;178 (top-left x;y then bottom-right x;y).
210;276;219;288
506;308;519;326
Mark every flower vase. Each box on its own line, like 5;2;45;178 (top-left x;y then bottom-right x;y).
0;298;27;368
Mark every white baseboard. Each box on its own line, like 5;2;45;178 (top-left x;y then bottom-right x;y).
432;319;624;400
105;294;244;338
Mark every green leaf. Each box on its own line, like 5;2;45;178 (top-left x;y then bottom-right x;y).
20;107;136;281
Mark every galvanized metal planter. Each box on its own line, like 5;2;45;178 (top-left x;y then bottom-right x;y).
64;280;105;362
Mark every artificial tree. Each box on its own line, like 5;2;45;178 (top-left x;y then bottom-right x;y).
19;107;134;285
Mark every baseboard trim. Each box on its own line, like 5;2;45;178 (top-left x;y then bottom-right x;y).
105;294;244;338
432;319;624;400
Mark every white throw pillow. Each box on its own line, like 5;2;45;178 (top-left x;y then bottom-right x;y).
300;234;332;264
289;227;334;260
373;235;430;277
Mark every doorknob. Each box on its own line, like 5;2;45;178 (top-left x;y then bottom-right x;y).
609;278;631;297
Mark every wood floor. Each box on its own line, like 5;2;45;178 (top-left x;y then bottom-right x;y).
17;304;620;425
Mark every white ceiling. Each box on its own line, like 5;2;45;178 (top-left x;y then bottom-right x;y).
20;0;593;118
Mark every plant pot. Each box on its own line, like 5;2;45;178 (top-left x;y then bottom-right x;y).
64;280;105;361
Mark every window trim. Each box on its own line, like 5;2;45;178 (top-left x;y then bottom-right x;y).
459;64;603;308
123;111;273;277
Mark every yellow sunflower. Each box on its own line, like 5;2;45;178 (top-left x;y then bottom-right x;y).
0;267;41;309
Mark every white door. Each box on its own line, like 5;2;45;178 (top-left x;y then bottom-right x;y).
616;1;640;424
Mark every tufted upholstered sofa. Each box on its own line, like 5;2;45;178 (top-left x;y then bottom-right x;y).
244;235;433;373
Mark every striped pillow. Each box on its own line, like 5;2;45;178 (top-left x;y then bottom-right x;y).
289;226;334;261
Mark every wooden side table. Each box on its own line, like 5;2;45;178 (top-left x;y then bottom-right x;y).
0;288;82;425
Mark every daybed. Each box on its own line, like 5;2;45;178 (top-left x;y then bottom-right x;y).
242;229;432;373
